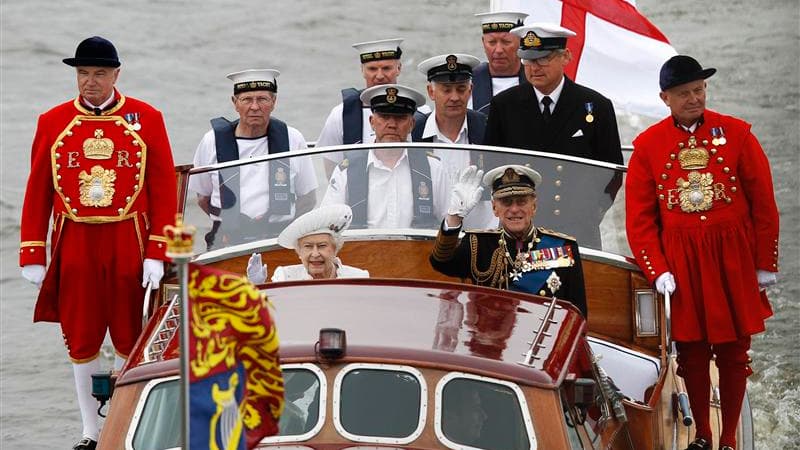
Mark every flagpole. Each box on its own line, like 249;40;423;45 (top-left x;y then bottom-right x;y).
164;214;195;450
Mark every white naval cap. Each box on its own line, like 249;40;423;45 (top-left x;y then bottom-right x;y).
352;38;404;64
277;204;354;250
483;164;542;199
511;23;576;60
226;69;280;94
417;53;481;83
474;11;529;33
360;83;426;115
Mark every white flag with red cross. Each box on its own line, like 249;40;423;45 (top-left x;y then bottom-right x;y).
493;0;677;118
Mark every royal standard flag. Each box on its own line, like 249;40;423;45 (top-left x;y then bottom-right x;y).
188;263;284;450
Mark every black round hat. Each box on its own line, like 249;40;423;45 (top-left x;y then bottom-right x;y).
63;36;121;68
659;55;715;91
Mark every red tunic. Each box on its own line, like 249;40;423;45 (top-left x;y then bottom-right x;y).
626;109;779;343
19;91;177;360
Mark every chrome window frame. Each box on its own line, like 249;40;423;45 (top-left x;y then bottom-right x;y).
332;362;428;445
260;363;328;444
125;375;181;450
434;372;537;450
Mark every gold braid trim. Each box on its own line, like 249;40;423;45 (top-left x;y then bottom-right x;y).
469;234;508;289
431;230;461;262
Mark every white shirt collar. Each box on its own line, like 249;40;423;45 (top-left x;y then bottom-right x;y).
421;113;469;144
367;147;409;170
533;76;566;112
82;91;116;110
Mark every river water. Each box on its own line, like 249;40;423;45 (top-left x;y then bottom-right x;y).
1;0;797;448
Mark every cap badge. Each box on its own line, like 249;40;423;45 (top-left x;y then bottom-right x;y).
83;129;115;160
501;167;521;184
523;31;541;48
446;54;458;71
386;87;398;104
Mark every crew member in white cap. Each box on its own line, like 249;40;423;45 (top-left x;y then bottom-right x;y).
430;164;587;316
484;23;622;165
413;53;496;229
321;84;448;229
317;38;405;177
472;11;530;112
246;204;369;282
189;69;318;249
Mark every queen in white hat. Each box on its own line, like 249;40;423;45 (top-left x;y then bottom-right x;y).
247;204;369;282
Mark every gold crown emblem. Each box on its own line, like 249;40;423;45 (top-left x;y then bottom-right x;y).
83;129;114;160
163;213;196;258
386;87;398;104
678;136;710;169
523;31;541;48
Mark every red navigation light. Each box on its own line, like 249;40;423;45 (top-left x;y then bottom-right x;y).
318;328;347;360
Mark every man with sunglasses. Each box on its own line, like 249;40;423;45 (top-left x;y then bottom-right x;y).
484;24;622;165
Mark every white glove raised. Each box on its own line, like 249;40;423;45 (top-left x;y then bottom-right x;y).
447;165;484;218
142;258;164;289
21;264;46;288
756;270;777;288
247;253;267;285
655;272;676;295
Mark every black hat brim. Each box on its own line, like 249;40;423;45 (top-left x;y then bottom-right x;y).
63;57;121;68
661;67;716;91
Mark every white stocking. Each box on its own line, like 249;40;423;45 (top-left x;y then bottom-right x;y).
72;359;101;440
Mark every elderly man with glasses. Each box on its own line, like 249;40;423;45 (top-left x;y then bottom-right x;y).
189;69;317;249
484;23;622;165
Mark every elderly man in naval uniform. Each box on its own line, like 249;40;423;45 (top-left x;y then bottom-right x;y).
413;52;496;229
429;164;587;317
471;10;529;112
321;84;448;229
189;69;317;249
626;55;780;450
317;38;404;177
19;36;177;450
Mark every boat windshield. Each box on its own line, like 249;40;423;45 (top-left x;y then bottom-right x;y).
181;143;630;257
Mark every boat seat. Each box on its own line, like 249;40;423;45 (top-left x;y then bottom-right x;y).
587;337;661;403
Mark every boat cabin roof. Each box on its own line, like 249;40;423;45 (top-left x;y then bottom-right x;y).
122;278;586;389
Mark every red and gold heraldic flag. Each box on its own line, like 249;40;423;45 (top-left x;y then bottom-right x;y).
188;263;284;450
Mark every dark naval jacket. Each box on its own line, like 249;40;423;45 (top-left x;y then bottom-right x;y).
429;222;587;317
484;76;622;165
471;62;528;113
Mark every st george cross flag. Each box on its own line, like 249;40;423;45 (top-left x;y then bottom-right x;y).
188;263;284;450
494;0;677;117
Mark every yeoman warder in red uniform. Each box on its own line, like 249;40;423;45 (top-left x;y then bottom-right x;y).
18;36;177;450
626;55;779;450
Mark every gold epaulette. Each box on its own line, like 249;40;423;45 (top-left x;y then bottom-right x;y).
537;227;576;242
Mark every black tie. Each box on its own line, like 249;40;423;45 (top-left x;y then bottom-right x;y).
93;107;102;116
541;96;553;123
